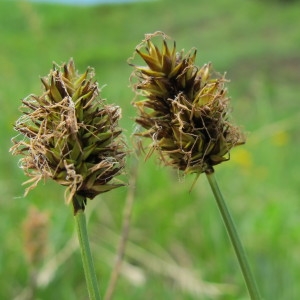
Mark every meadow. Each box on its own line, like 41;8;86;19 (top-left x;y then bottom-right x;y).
1;0;300;299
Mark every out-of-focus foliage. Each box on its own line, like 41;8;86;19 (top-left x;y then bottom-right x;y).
1;0;300;299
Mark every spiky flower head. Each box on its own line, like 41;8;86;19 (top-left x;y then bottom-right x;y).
11;59;126;212
130;32;245;175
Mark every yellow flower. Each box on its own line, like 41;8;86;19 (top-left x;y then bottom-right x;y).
231;148;253;169
271;130;289;147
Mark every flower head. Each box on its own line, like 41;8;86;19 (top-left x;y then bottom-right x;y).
130;32;245;175
11;59;126;212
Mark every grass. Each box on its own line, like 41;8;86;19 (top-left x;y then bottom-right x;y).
1;0;300;299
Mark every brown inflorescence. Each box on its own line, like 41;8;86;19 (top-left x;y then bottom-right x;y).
130;32;245;175
11;59;126;211
23;206;49;267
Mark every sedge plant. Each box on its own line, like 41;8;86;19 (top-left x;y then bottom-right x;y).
10;59;127;299
129;31;261;299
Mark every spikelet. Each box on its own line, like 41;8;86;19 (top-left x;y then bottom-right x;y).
11;59;126;212
130;32;245;175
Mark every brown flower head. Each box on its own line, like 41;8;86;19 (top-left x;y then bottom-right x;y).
11;59;126;212
130;32;245;175
23;206;49;267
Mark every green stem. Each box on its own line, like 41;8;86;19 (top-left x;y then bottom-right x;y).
74;199;101;300
205;169;261;300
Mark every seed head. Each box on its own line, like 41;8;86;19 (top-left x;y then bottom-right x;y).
23;206;49;267
130;32;245;175
11;59;126;212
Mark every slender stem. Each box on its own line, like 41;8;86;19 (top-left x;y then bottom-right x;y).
104;159;138;300
205;169;261;300
74;205;101;300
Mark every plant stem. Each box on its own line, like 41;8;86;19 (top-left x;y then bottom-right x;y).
104;159;138;300
205;169;261;300
74;199;101;300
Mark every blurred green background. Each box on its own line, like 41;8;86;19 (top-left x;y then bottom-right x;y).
1;0;300;299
